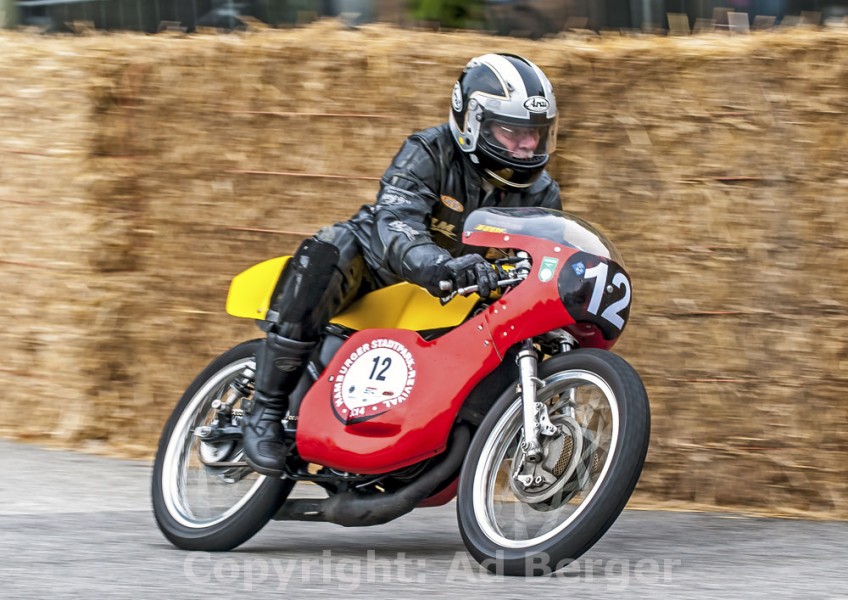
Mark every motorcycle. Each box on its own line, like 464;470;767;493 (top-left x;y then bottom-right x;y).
151;206;650;576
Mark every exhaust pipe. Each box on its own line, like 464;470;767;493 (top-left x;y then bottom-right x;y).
273;425;470;527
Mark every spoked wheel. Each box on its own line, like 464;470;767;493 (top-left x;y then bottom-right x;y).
152;339;293;551
457;349;650;576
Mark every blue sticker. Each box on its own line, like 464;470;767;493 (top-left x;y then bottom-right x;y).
571;262;586;276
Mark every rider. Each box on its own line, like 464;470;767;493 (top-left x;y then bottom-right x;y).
241;53;562;476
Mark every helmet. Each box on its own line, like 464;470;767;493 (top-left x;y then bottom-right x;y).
449;53;558;190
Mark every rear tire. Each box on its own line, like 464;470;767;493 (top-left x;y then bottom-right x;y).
151;339;294;551
456;349;650;576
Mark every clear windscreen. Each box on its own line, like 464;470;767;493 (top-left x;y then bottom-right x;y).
463;207;625;266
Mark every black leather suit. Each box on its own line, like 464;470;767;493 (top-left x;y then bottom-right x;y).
243;123;563;475
270;122;563;341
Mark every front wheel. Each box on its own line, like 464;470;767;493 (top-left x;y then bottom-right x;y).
151;339;294;551
456;349;650;576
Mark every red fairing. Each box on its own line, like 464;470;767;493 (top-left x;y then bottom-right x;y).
296;231;578;474
296;323;501;473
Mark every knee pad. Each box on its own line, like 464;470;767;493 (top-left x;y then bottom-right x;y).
291;235;342;275
267;236;343;338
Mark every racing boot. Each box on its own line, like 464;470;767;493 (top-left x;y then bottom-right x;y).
241;235;344;476
241;331;315;476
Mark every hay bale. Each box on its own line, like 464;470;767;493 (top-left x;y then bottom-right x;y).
0;23;846;516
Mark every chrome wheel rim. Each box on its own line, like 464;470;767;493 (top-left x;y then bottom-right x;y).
162;359;266;528
471;370;620;548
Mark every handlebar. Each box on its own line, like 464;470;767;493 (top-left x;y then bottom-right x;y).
438;279;479;296
438;278;520;306
438;272;530;304
438;253;532;305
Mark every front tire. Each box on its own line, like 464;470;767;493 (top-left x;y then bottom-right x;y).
456;349;650;576
151;339;294;551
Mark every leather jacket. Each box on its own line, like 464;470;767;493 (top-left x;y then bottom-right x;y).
346;123;562;287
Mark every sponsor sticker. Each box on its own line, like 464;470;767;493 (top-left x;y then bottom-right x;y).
571;261;586;276
539;256;559;282
440;195;464;212
474;224;507;234
331;339;416;424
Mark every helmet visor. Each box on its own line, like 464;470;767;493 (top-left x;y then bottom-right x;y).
479;117;557;163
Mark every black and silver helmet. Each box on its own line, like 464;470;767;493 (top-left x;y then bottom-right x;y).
449;53;558;190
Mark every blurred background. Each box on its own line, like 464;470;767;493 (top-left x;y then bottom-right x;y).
6;0;848;34
0;1;846;521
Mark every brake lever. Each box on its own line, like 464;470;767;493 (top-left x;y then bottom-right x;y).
439;277;520;305
439;280;456;306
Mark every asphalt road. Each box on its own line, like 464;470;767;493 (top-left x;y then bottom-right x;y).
2;439;846;600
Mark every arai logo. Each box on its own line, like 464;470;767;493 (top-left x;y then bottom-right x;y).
524;96;550;113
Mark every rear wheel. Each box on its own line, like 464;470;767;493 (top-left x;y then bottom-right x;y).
151;339;293;551
456;349;650;576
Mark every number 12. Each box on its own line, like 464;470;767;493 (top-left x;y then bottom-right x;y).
369;356;392;381
584;263;631;330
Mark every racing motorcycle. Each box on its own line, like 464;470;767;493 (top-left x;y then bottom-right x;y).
151;206;650;576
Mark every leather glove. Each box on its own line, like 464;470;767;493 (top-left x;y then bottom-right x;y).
422;254;499;298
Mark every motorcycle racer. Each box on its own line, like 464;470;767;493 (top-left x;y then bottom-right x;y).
241;53;563;477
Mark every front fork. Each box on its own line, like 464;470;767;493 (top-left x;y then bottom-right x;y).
516;340;557;464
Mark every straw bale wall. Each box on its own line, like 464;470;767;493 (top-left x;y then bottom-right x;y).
1;23;846;517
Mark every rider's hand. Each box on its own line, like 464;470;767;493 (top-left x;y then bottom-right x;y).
430;254;499;298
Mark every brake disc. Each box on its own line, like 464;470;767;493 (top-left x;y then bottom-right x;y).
509;414;585;504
